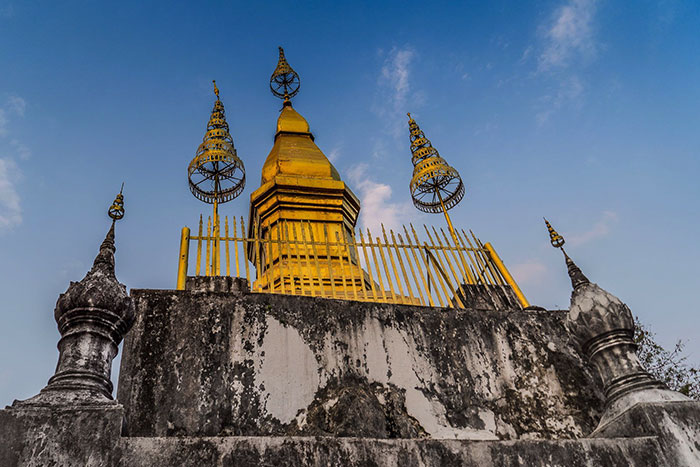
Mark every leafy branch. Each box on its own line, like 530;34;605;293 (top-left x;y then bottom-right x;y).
634;317;699;400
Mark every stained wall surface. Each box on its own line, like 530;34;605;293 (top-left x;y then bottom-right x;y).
117;287;604;439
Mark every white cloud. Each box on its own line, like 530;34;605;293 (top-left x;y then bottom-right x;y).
328;146;341;163
0;158;22;230
526;1;598;125
510;260;548;287
347;163;415;234
10;139;30;160
536;75;584;125
381;47;413;107
374;47;416;137
568;210;618;246
6;95;25;117
0;94;28;231
0;109;7;136
538;0;597;71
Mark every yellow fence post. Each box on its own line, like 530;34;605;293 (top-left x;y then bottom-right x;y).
483;242;530;309
176;226;190;290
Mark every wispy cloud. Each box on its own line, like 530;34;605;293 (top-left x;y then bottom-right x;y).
7;95;25;117
0;109;7;137
0;158;22;230
373;46;417;137
0;96;27;136
10;139;30;160
328;145;341;163
381;47;413;108
538;0;598;72
528;0;597;124
347;162;414;234
568;210;618;246
536;75;584;125
0;94;28;232
510;260;548;287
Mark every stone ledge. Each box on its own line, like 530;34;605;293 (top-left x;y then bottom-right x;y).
116;435;666;467
184;276;250;294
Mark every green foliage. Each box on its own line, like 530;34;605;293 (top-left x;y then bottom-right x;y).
634;317;699;400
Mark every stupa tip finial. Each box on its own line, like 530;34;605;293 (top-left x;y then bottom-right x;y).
213;80;220;99
544;217;590;290
270;46;300;101
544;217;565;249
108;184;125;222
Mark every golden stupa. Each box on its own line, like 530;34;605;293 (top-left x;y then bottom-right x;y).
176;47;529;310
247;47;366;297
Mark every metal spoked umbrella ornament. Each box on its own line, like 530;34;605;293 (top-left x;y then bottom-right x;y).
407;113;465;238
187;80;246;275
270;47;300;102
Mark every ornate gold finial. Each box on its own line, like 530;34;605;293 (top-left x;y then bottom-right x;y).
270;46;300;101
544;218;565;248
108;183;125;221
408;114;465;214
188;83;246;205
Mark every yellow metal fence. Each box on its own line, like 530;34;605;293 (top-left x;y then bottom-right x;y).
177;216;529;309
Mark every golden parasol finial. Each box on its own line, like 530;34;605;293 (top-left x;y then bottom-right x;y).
213;80;220;99
544;218;565;249
108;183;125;222
270;46;300;101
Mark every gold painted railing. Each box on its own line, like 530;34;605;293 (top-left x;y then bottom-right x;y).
176;216;528;308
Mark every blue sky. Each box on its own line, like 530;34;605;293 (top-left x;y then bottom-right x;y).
1;0;699;405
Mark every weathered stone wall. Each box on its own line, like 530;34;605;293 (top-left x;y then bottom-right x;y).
116;435;667;467
4;285;700;466
0;405;124;467
117;288;604;439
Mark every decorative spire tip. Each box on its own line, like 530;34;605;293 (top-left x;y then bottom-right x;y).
544;218;590;289
270;46;300;101
213;80;220;99
108;184;125;222
544;217;565;248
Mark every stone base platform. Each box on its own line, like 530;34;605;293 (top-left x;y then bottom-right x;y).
3;402;699;466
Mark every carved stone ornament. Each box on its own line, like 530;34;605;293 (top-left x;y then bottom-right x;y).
14;223;135;406
563;253;688;430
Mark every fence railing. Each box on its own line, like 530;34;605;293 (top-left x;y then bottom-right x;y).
176;216;529;309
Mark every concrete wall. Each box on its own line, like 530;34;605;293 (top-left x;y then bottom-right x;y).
117;288;604;439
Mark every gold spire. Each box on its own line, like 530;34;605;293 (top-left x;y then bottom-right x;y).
108;183;125;222
407;113;440;166
187;82;246;276
544;218;565;248
270;46;300;102
407;113;465;215
187;81;246;204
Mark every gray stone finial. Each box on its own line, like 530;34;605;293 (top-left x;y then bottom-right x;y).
15;222;135;406
564;254;689;431
562;250;589;290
